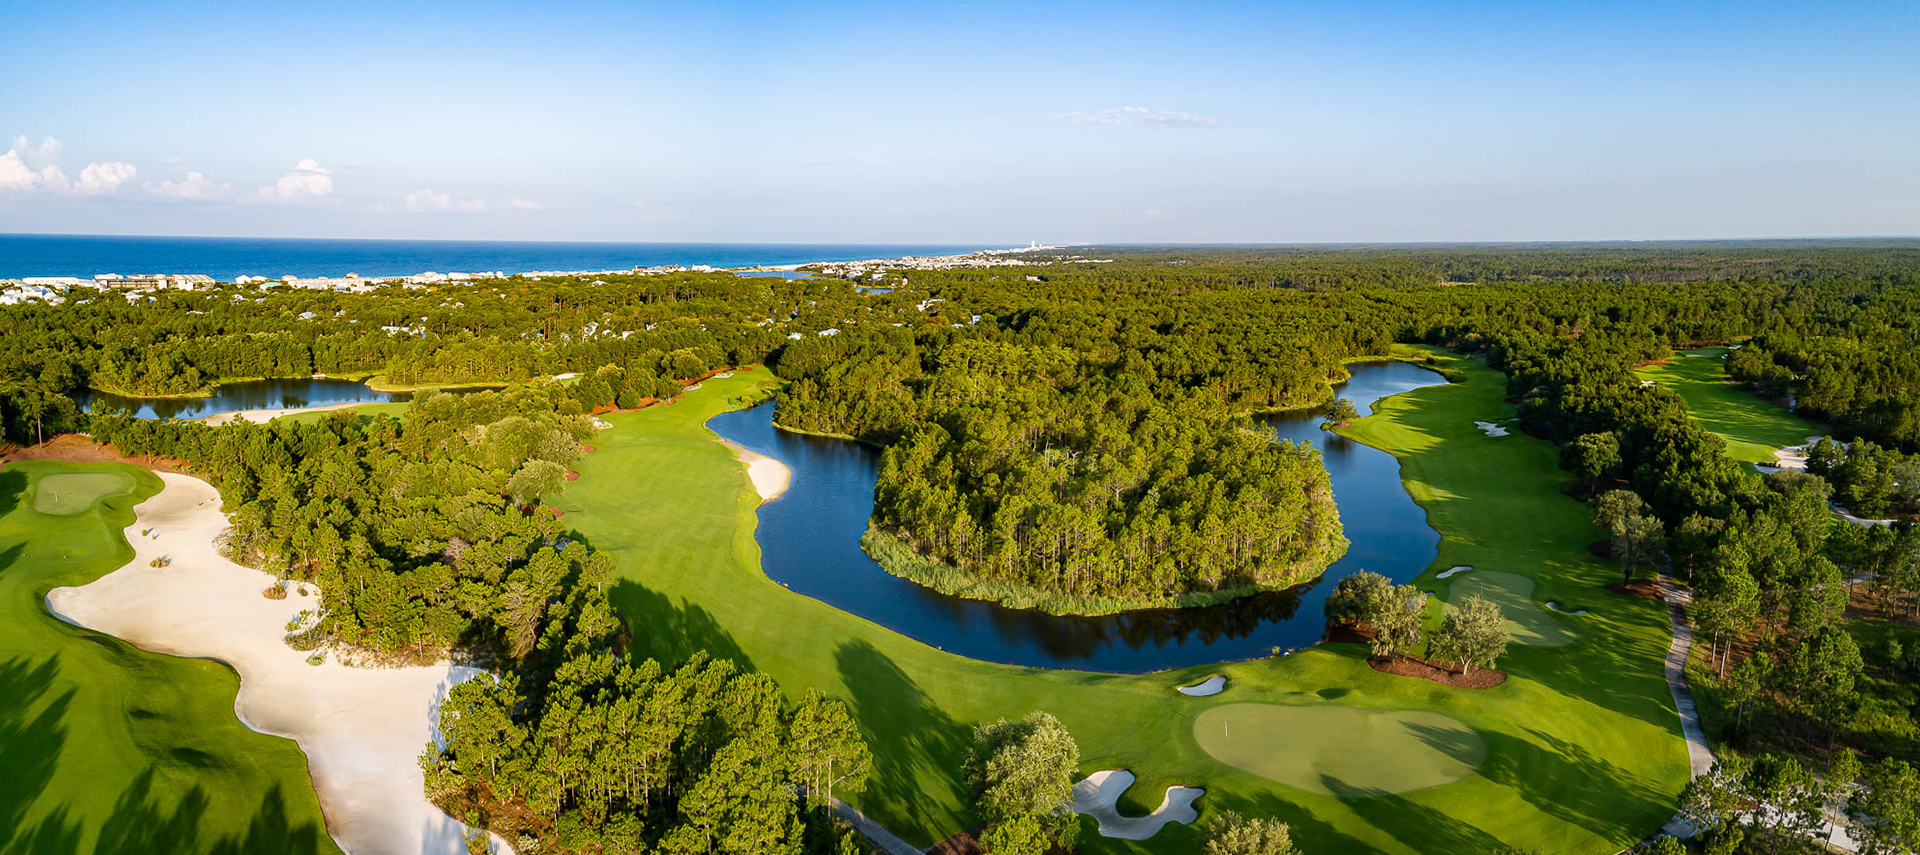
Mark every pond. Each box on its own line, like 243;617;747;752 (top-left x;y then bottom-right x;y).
82;377;420;420
706;360;1447;672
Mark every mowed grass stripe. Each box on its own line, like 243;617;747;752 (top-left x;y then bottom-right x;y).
0;461;340;855
1635;348;1822;465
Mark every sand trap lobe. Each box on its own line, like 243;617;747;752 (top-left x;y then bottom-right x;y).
1473;421;1509;437
44;472;511;855
1177;675;1226;696
1070;770;1202;840
720;440;791;503
1437;565;1471;579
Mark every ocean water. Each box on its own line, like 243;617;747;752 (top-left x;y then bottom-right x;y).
0;234;998;281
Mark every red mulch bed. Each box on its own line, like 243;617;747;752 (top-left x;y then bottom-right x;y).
1369;655;1507;689
580;445;597;454
1589;539;1615;559
1607;579;1662;598
1;434;193;474
927;825;1073;855
564;469;580;481
548;506;564;520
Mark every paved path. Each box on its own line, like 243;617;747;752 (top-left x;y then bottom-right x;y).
829;797;925;855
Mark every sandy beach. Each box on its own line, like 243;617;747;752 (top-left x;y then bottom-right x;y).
45;472;512;855
202;402;362;426
720;439;791;502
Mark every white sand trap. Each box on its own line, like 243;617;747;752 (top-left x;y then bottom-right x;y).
1473;421;1509;437
1070;770;1203;840
203;402;361;426
1437;565;1472;579
1177;675;1226;696
1544;602;1588;615
45;472;513;855
720;440;791;503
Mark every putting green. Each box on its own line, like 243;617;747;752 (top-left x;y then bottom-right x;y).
31;472;134;515
1443;571;1577;647
1192;703;1485;796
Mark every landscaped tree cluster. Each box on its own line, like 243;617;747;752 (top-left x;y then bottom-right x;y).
963;712;1081;855
1324;571;1508;675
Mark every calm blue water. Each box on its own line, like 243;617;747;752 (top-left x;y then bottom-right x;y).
0;234;996;281
708;361;1447;672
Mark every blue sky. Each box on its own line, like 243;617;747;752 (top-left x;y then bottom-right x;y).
3;0;1915;242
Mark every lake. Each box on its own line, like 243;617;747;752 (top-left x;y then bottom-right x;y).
81;377;427;420
707;360;1447;672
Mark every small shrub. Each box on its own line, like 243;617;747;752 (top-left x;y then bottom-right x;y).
263;581;288;600
306;651;326;666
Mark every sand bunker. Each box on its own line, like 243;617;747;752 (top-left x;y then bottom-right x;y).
1473;421;1509;437
1544;601;1589;615
32;471;134;514
203;402;360;426
1177;675;1226;696
1436;565;1471;579
1193;704;1484;795
1445;571;1577;647
720;440;791;503
1070;770;1203;840
44;472;512;855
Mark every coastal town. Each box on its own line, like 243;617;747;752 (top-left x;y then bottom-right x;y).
0;243;1111;306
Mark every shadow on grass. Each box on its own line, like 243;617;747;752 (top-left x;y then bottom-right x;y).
607;578;753;672
0;468;24;518
834;638;969;845
0;655;330;855
0;655;69;838
1473;726;1670;842
1323;774;1512;853
5;768;329;855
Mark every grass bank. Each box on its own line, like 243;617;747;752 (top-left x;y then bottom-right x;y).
0;460;340;855
563;350;1689;855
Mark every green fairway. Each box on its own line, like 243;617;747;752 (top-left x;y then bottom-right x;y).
1635;348;1821;464
1443;571;1578;648
1192;704;1485;795
563;352;1690;855
31;472;134;515
0;461;340;855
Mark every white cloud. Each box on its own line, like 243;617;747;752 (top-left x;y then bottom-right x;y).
505;197;543;211
0;151;41;193
75;161;136;195
146;171;234;200
252;158;335;203
1;136;70;193
1;135;137;195
12;135;62;169
1064;106;1241;128
404;188;486;212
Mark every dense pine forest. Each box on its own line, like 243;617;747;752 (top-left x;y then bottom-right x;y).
6;241;1920;852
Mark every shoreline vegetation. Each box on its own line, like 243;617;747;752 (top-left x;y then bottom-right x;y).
860;522;1336;616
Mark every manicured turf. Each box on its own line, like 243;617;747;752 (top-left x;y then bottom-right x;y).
1192;704;1484;795
273;402;412;426
564;353;1690;855
1635;348;1823;464
31;472;134;515
1443;571;1578;648
0;461;340;855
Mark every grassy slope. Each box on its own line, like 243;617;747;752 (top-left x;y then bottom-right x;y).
0;460;340;855
564;353;1689;855
1635;348;1822;464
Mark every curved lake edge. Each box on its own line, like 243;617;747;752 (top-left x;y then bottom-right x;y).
707;358;1454;672
83;375;506;421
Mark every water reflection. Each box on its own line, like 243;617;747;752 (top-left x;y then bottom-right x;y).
80;377;493;420
708;361;1446;672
